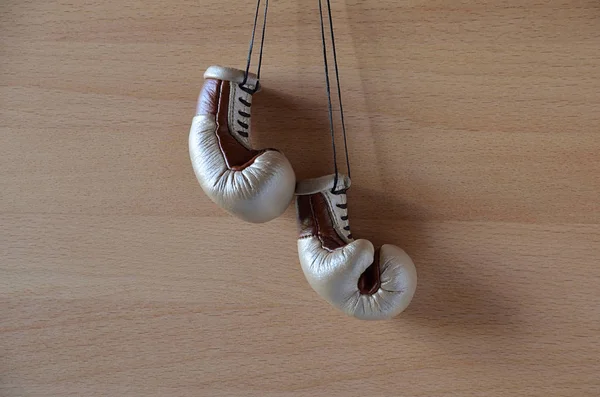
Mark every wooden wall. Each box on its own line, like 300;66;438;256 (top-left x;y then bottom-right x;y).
2;1;599;395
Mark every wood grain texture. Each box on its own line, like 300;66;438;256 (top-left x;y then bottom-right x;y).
1;1;599;396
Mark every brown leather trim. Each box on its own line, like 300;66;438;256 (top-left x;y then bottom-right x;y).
297;193;346;250
196;79;220;115
231;151;264;171
297;194;315;237
357;247;381;295
210;80;261;169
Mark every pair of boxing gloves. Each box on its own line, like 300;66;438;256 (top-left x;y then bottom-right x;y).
189;65;417;320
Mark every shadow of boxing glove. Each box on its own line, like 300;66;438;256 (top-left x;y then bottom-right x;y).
189;65;295;223
295;174;417;320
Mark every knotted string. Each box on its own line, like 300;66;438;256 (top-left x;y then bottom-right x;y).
318;0;351;193
242;0;269;92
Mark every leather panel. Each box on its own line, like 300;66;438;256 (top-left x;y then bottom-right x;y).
214;80;262;169
204;65;259;88
196;78;220;115
229;83;253;149
296;193;346;251
189;115;296;223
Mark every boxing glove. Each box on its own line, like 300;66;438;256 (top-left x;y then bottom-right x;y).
295;174;417;320
189;65;296;223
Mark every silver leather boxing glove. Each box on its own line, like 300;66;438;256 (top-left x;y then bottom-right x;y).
295;174;417;320
189;66;296;223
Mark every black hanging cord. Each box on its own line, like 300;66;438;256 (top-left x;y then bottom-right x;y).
325;0;351;182
318;0;339;191
242;0;269;92
318;0;351;193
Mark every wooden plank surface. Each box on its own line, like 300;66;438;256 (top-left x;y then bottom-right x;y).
2;1;599;396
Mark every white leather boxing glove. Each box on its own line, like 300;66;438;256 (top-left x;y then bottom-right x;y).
189;66;295;223
295;174;417;320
